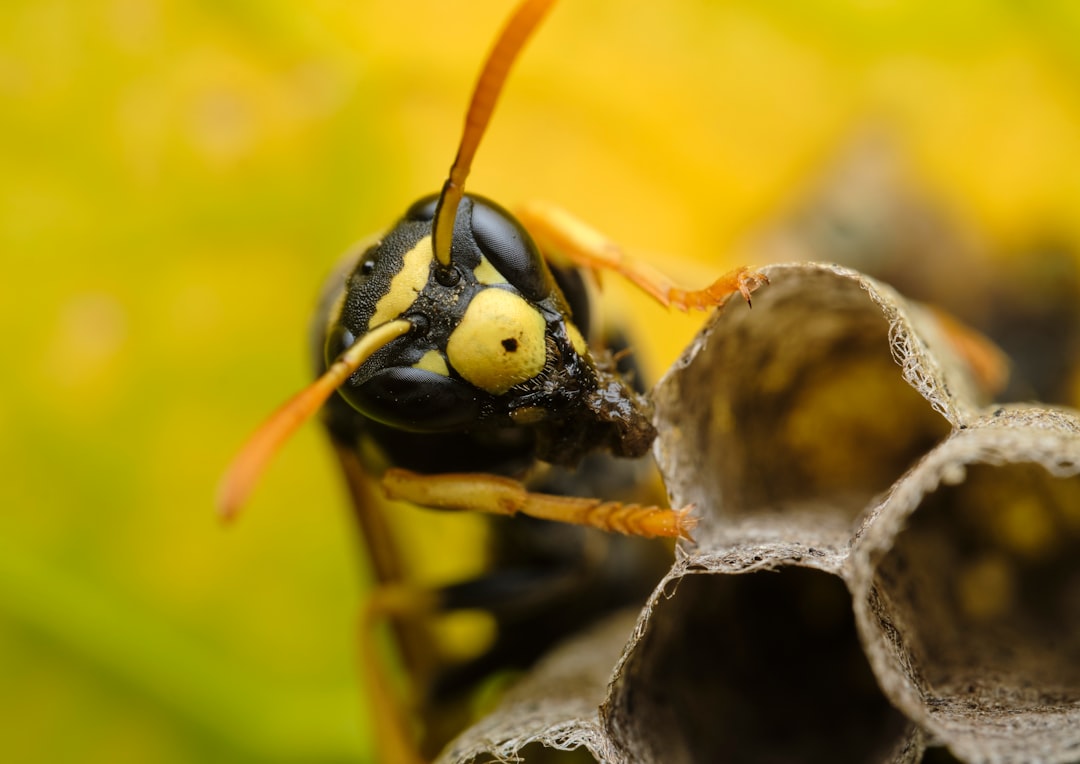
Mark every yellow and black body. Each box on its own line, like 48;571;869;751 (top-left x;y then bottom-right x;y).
218;1;767;760
314;192;673;753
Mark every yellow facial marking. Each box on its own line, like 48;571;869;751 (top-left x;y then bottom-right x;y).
368;236;433;329
473;256;507;286
446;288;547;395
413;349;449;377
566;321;588;357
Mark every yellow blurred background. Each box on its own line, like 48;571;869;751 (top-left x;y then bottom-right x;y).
2;0;1079;761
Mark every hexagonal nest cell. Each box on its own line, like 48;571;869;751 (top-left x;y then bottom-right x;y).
876;464;1080;704
651;264;968;548
606;568;914;764
438;264;1080;764
853;419;1080;763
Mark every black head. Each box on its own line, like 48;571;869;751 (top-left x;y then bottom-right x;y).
320;194;595;434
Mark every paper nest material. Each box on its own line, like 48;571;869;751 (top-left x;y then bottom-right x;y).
437;263;1080;764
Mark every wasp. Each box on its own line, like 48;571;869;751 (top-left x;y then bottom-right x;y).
219;0;767;760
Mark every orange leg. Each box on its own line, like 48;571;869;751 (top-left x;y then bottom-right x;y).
359;585;441;764
517;200;769;311
333;444;441;682
381;468;697;540
334;446;447;762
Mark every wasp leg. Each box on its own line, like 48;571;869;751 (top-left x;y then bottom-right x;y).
333;446;446;763
333;443;440;682
517;200;770;310
381;468;697;540
360;585;440;764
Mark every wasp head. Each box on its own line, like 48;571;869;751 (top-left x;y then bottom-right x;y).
319;194;656;463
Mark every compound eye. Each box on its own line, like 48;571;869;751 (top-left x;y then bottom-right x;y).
344;367;481;431
470;198;552;302
405;194;439;222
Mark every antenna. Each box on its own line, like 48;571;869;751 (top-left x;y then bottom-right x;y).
217;319;412;521
431;0;557;268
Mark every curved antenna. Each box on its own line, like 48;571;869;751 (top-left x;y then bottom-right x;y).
431;0;557;268
217;319;412;522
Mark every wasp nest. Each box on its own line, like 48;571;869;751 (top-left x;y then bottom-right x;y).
438;262;1080;764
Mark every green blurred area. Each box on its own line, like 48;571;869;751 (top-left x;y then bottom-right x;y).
2;1;1079;761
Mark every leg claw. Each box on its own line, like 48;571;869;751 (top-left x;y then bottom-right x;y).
736;267;770;307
